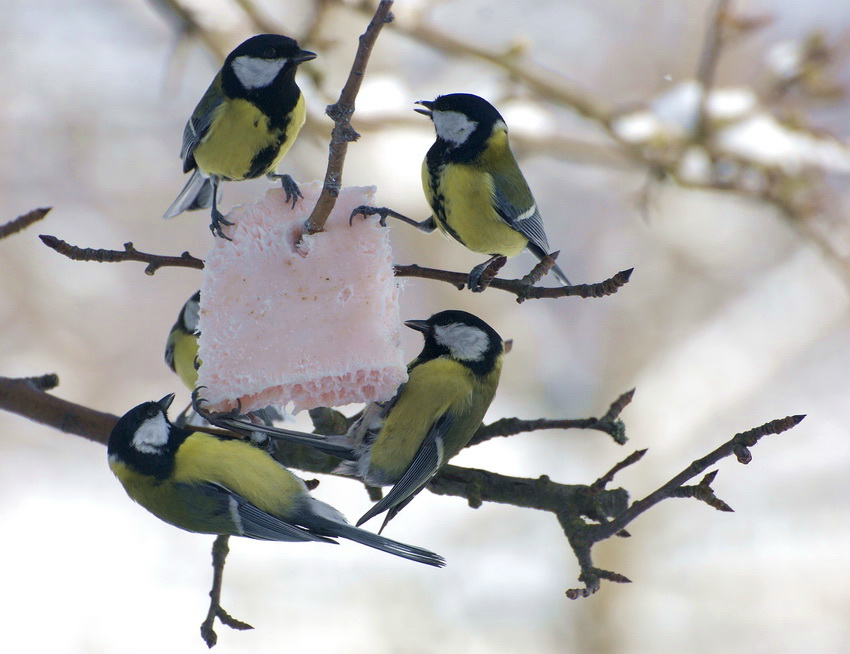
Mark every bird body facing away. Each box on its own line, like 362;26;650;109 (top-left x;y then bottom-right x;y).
164;34;316;237
223;310;505;531
107;395;445;566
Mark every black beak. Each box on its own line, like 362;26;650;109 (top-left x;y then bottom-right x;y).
295;49;317;64
414;100;434;117
157;393;176;411
404;319;431;334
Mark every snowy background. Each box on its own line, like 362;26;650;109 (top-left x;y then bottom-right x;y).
2;0;850;652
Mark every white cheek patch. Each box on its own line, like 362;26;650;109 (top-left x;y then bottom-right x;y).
232;55;288;90
432;110;478;145
183;298;200;333
434;323;489;361
131;412;170;454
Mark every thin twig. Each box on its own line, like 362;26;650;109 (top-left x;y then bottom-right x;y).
694;0;732;141
200;535;253;648
0;208;51;240
469;389;635;447
394;264;634;302
39;235;204;275
562;414;805;599
303;0;395;234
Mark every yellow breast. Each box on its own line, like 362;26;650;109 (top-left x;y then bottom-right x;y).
193;95;306;181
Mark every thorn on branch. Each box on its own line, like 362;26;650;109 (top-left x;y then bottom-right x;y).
731;414;805;464
0;207;51;240
519;251;559;287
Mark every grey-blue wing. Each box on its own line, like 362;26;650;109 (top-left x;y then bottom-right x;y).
180;82;224;172
492;185;550;255
195;482;336;543
355;413;455;527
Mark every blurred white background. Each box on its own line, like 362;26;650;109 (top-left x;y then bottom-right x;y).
2;0;850;652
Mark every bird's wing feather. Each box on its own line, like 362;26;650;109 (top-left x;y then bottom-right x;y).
180;75;225;172
194;482;335;543
491;173;550;254
356;413;454;527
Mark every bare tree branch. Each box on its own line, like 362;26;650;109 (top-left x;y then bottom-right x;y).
39;235;204;275
200;535;253;648
303;0;395;234
394;264;634;302
0;208;51;240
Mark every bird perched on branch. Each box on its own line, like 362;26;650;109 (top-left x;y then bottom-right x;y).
218;310;505;532
163;34;316;238
352;93;570;291
107;394;445;567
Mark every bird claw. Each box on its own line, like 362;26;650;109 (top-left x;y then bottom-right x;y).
269;174;303;208
191;387;242;425
210;209;234;241
350;205;389;227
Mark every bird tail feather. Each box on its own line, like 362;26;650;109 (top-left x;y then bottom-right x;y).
163;170;215;220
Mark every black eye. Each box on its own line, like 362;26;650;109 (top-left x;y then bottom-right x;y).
263;47;276;58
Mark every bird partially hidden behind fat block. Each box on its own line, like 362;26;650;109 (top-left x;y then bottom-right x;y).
196;181;408;415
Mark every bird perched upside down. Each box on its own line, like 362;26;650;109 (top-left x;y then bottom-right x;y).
108;394;444;567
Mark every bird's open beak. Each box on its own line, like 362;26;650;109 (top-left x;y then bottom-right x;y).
157;393;176;411
295;49;318;64
414;100;434;117
404;319;431;334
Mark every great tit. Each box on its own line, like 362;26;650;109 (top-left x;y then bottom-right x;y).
353;93;570;291
221;310;505;532
107;394;445;567
165;291;201;391
163;34;316;238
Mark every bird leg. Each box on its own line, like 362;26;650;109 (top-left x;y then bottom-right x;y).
208;177;233;240
191;386;243;427
467;255;507;293
267;173;303;209
350;205;437;233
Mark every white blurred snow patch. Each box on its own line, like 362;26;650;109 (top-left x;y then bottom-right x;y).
766;40;805;80
677;146;712;183
611;110;664;143
650;80;704;135
716;113;850;174
356;75;409;115
706;87;758;121
179;0;245;31
501;100;553;135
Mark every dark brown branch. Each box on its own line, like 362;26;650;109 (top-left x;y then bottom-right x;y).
200;535;253;648
303;0;395;234
0;207;51;240
0;375;117;443
39;235;204;276
562;414;806;599
394;264;634;302
469;389;634;446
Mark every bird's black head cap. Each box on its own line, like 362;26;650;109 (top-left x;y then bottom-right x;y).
406;310;504;376
108;394;188;481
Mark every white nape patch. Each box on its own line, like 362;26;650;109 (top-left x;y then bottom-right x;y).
131;412;170;454
432;110;478;145
183;298;200;333
227;496;244;535
232;55;288;90
434;323;489;361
